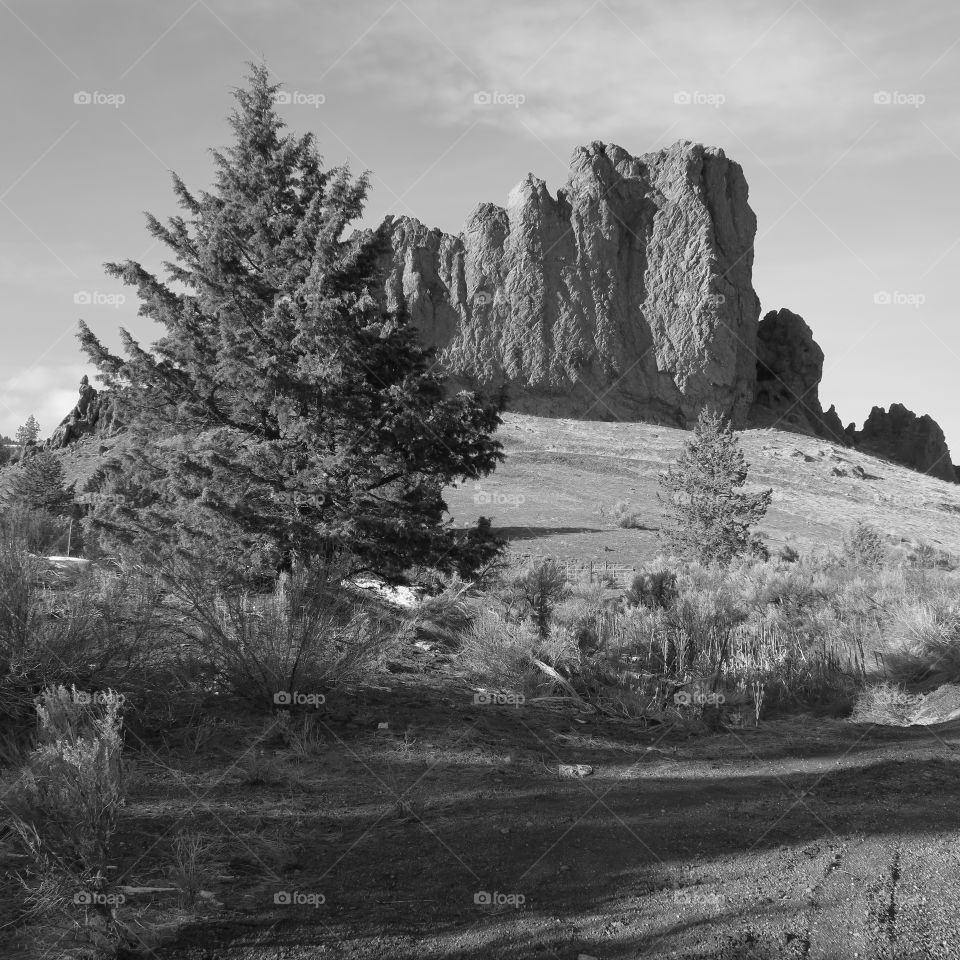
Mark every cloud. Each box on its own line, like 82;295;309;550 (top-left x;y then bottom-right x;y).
329;0;956;168
0;364;92;440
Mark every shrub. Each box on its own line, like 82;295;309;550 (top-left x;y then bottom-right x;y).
626;569;678;609
5;686;126;937
415;572;475;646
882;597;960;686
0;543;172;736
506;560;570;636
172;561;402;706
611;499;645;529
779;542;801;563
457;607;542;693
842;521;886;568
1;503;72;555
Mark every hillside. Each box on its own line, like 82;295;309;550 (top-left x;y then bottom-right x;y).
445;414;960;566
10;413;960;566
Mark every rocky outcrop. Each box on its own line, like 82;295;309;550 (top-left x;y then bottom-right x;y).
750;308;848;443
381;139;760;426
854;404;955;482
44;376;119;450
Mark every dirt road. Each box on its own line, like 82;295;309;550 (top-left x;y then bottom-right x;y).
144;680;960;960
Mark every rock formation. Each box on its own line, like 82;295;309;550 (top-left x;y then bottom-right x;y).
854;404;955;483
45;375;118;450
381;139;761;426
749;308;848;443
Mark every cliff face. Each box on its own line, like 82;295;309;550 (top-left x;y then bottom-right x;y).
381;139;760;426
750;308;848;443
855;404;955;483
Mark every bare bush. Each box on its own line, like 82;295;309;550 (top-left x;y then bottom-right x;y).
170;561;403;707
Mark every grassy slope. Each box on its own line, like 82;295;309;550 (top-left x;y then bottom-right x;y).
13;412;960;566
445;414;960;563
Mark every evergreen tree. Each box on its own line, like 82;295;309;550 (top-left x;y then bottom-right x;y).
9;450;74;515
658;409;772;565
78;65;504;579
15;416;40;448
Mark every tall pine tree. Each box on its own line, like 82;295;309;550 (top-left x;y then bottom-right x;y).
658;409;772;565
79;65;504;579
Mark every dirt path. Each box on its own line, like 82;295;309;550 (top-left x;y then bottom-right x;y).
141;679;960;960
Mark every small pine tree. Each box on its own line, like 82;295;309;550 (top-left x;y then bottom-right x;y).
658;409;772;565
842;521;886;568
78;64;504;580
9;451;74;515
15;415;40;448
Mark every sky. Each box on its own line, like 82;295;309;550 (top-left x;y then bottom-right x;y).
1;0;959;451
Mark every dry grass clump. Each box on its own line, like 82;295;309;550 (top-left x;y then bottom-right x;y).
850;682;925;725
3;685;128;948
881;595;960;686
